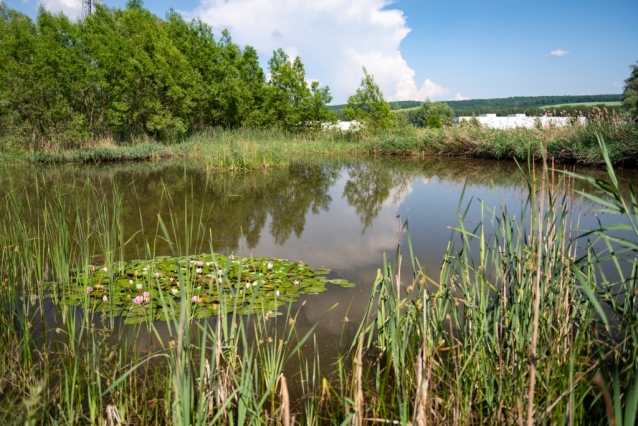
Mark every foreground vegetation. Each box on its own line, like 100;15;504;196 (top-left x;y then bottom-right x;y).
0;136;637;424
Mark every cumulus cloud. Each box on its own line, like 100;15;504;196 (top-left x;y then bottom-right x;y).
453;93;470;101
613;82;623;89
38;0;82;19
549;49;569;57
190;0;446;103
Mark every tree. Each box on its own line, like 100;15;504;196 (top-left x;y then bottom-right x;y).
264;49;333;132
427;115;442;129
622;61;638;122
265;49;310;131
411;99;454;128
343;67;394;131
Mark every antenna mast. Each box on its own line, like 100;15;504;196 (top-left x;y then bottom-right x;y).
82;0;93;18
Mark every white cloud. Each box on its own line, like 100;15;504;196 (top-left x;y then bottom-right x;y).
453;93;470;101
549;49;569;57
613;82;623;89
190;0;446;103
38;0;82;19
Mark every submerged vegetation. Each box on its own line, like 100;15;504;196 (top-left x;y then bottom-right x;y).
0;136;637;424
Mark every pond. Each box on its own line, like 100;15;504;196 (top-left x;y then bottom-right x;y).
4;156;637;364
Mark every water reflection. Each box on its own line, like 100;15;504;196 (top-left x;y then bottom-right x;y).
5;156;638;358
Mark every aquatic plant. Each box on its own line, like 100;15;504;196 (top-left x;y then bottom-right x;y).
51;254;354;323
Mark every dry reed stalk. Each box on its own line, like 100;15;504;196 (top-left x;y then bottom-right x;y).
592;372;616;426
280;373;291;426
353;333;364;426
527;138;547;425
415;346;429;426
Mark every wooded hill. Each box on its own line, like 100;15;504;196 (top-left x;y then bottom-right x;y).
329;94;623;117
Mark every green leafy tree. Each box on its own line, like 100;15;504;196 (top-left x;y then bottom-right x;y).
622;61;638;122
427;115;443;128
307;80;336;130
264;49;333;131
265;49;310;131
343;67;395;131
411;99;454;128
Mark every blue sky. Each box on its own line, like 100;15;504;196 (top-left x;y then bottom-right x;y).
4;0;637;104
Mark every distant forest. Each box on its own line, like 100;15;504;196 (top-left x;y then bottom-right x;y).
444;94;621;110
329;94;623;119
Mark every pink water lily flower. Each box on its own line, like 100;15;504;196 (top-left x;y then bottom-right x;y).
191;295;201;303
197;261;204;267
196;268;203;274
133;296;144;304
86;286;94;293
102;295;108;302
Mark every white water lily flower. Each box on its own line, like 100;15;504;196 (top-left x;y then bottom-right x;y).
217;269;223;276
169;277;175;282
196;268;203;274
154;272;161;278
103;295;108;302
171;288;179;295
136;283;143;290
267;263;273;269
246;282;250;289
275;290;280;297
102;267;108;272
293;280;300;286
129;280;134;285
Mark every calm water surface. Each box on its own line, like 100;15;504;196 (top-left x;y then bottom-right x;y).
12;156;638;360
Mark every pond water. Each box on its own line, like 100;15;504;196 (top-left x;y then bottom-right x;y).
7;156;638;364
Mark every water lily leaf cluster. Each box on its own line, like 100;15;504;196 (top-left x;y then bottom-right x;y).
53;254;354;324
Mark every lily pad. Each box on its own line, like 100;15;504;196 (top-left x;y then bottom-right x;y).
47;254;355;320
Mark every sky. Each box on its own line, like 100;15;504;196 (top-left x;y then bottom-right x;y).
4;0;637;104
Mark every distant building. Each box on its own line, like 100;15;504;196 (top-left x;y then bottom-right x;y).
454;114;586;129
323;120;363;131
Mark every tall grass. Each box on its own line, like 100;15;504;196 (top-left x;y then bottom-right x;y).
3;122;636;168
0;135;637;424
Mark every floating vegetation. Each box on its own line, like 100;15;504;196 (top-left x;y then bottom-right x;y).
49;254;354;324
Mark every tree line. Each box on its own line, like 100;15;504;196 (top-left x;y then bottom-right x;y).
0;1;335;148
445;94;622;110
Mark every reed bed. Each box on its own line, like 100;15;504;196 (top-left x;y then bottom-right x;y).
3;122;637;169
0;135;636;424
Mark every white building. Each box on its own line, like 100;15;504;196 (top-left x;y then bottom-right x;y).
454;114;586;129
323;120;363;131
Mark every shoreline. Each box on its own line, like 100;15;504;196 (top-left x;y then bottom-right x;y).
1;123;637;168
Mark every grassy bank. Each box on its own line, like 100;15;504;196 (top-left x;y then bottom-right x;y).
1;122;637;169
369;121;638;166
0;136;637;424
